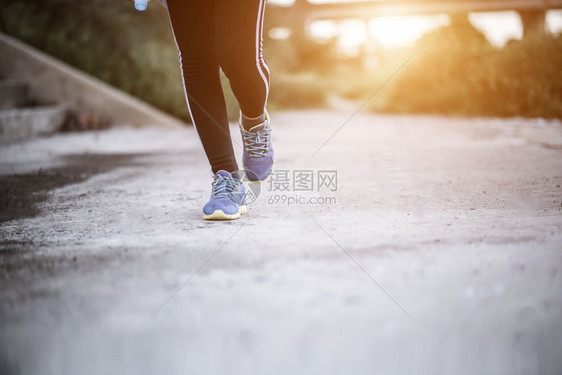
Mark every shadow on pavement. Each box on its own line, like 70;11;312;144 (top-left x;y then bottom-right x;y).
0;153;151;223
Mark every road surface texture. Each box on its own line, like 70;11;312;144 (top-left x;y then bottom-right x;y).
1;111;562;375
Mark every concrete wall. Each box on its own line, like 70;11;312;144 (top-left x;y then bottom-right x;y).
0;32;185;128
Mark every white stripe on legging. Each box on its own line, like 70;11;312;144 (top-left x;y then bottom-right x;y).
258;0;270;80
166;10;197;131
256;0;269;106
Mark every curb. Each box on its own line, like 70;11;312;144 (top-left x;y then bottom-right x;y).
0;32;186;128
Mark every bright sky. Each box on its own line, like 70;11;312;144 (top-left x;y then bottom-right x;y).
267;0;562;52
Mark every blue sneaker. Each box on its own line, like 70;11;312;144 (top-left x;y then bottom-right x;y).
203;170;247;220
240;110;274;182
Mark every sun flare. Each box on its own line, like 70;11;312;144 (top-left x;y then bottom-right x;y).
309;14;449;53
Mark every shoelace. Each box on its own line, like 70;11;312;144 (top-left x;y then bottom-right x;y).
211;175;240;199
241;125;271;158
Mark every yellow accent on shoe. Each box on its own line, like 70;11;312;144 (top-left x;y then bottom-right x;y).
239;109;270;132
203;205;247;220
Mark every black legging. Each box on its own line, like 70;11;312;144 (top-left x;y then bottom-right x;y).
167;0;270;174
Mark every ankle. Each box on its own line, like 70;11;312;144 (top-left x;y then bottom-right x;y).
241;110;266;130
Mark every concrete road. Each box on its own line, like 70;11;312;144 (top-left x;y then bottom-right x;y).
1;111;561;375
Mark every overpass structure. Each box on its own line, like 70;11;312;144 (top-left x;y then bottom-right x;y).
268;0;562;36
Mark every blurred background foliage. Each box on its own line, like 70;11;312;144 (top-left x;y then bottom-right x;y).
369;16;562;117
1;0;561;121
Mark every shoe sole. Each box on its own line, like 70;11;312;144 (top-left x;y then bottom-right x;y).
203;205;247;220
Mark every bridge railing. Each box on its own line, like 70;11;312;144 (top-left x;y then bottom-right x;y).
266;0;562;37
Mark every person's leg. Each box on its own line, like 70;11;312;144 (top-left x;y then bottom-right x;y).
215;0;270;123
214;0;274;182
167;0;238;174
